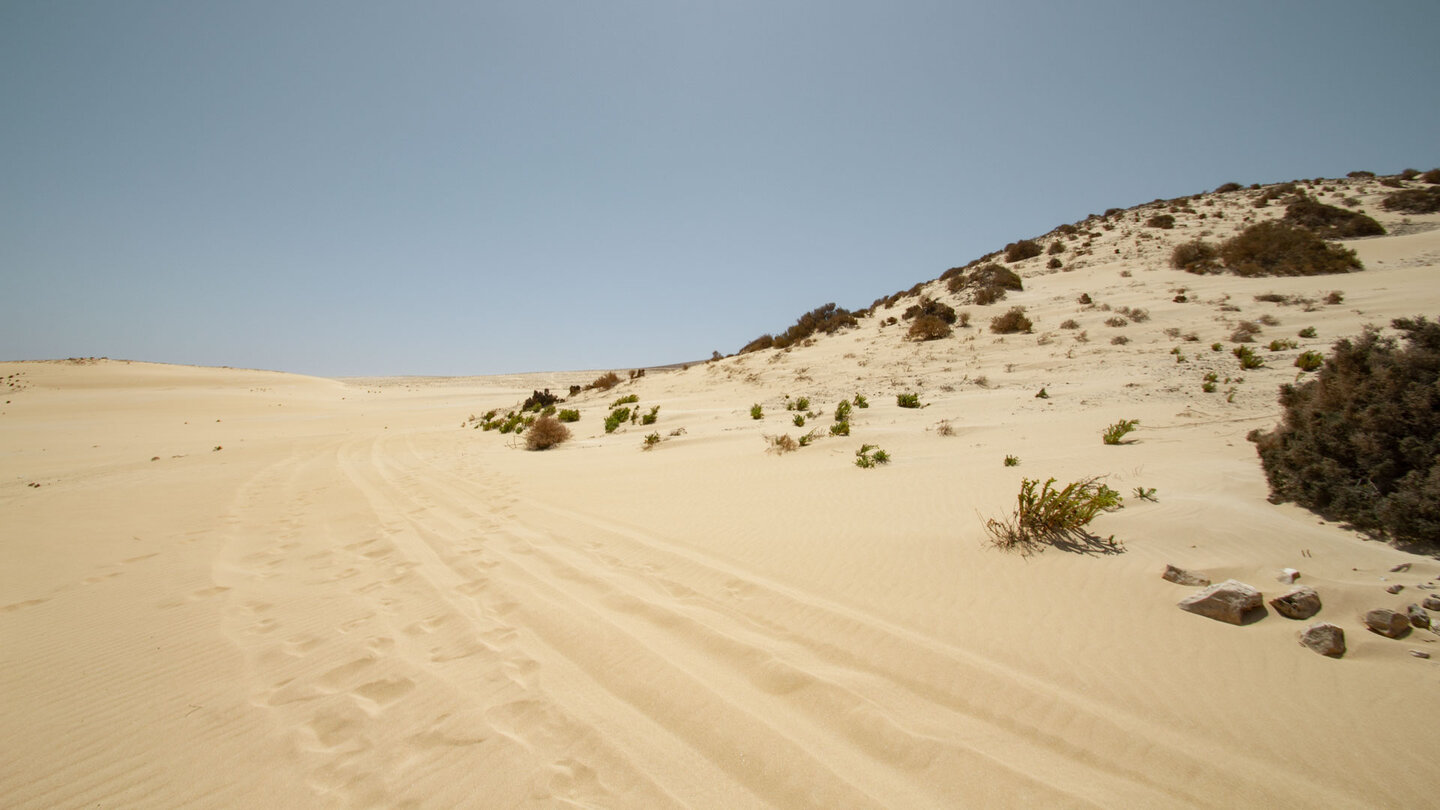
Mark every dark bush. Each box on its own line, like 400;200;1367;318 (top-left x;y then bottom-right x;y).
1047;240;1065;255
1219;221;1362;277
1346;170;1375;179
1057;224;1079;235
1145;214;1175;229
990;306;1033;334
973;285;1005;306
587;372;623;391
1004;240;1043;263
1214;182;1244;194
907;314;953;341
1047;257;1062;269
1282;197;1385;238
1249;318;1440;546
970;263;1023;291
903;296;957;324
522;389;562;412
739;303;859;354
1171;240;1220;273
1420;169;1440;184
525;415;572;450
1380;187;1440;214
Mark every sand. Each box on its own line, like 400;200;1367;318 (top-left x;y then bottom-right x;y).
4;177;1439;808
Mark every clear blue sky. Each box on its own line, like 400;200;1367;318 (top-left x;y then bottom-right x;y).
3;1;1437;376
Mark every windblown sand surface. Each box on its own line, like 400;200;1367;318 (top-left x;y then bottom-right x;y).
4;179;1439;807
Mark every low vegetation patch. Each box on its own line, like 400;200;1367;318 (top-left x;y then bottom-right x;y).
1282;196;1385;238
984;477;1124;555
1004;239;1043;262
854;445;891;468
1380;187;1440;214
1171;240;1220;273
739;302;860;354
1249;317;1440;546
525;415;571;451
1102;418;1139;445
1219;221;1362;276
990;306;1033;334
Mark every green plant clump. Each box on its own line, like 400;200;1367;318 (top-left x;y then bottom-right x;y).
1102;418;1140;445
1234;345;1265;370
611;393;639;407
829;421;850;436
896;393;922;409
1294;350;1324;372
853;393;869;408
605;407;632;433
854;445;891;468
641;405;660;425
1248;317;1440;546
1004;454;1020;467
984;477;1124;555
1219;221;1362;277
556;409;581;423
750;403;763;420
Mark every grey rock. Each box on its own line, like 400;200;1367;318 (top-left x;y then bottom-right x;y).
1407;604;1431;629
1424;595;1440;611
1178;579;1263;625
1364;609;1412;638
1163;565;1210;587
1386;583;1405;594
1299;623;1346;657
1269;586;1322;620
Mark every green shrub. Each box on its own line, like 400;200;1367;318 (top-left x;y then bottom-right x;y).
1234;345;1265;369
1269;338;1298;351
642;432;662;450
1298;326;1318;338
1171;240;1221;273
792;413;805;427
829;421;850;436
641;405;660;425
896;393;922;409
835;399;852;422
1102;418;1139;445
1380;187;1440;214
525;415;571;451
983;477;1124;555
750;403;763;420
1219;221;1362;277
1294;350;1324;371
1249;318;1440;545
1282;197;1385;238
1004;454;1020;467
793;397;810;411
854;444;891;468
605;407;632;433
990;306;1033;334
557;409;581;423
1004;240;1043;262
611;393;639;407
853;393;869;408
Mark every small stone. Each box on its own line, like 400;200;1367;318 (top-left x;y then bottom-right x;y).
1409;650;1431;659
1269;586;1322;620
1162;565;1210;587
1390;563;1412;573
1424;595;1440;611
1178;579;1263;625
1364;609;1412;639
1407;604;1431;629
1386;584;1404;594
1299;623;1345;657
1277;568;1300;584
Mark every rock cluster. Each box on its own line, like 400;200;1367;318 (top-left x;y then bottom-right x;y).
1177;579;1262;625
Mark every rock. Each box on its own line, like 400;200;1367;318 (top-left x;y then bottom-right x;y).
1269;586;1322;620
1298;623;1346;657
1407;604;1431;629
1364;609;1412;638
1178;579;1263;625
1424;595;1440;611
1390;563;1412;573
1163;565;1210;587
1277;568;1300;584
1385;583;1404;594
1410;650;1431;659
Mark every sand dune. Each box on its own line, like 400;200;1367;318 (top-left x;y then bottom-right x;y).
4;177;1439;807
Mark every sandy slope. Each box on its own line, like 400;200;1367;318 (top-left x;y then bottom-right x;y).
3;178;1439;808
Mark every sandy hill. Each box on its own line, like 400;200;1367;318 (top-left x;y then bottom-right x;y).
3;174;1439;808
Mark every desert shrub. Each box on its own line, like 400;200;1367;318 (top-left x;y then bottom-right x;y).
1116;306;1149;322
1060;318;1080;329
587;371;623;391
908;314;952;341
556;409;581;422
1110;335;1129;345
1379;177;1403;188
1102;419;1139;445
1324;290;1344;305
1269;338;1298;351
1145;214;1175;229
522;389;562;412
1220;221;1362;277
1057;223;1079;235
1004;455;1020;467
793;413;805;427
829;421;850;436
835;399;852;422
896;393;922;409
1421;169;1440;184
605;407;632;433
1233;345;1265;369
750;404;763;420
1078;293;1092;305
854;445;891;468
1380;187;1440;214
1004;239;1043;262
1295;350;1324;371
1047;257;1063;269
1104;316;1127;328
956;311;971;328
1298;326;1317;338
611;393;639;407
1171;240;1220;273
983;477;1124;555
1248;318;1440;545
973;285;1006;306
1214;182;1244;193
740;303;859;354
1347;170;1375;179
903;296;957;323
853;393;869;408
990;306;1033;334
525;415;571;450
1258;313;1280;326
1048;240;1065;255
768;434;799;454
1399;168;1420;180
1282;197;1385;238
641;405;660;425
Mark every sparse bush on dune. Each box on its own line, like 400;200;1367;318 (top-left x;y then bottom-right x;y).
1004;240;1043;263
907;314;953;341
525;415;571;450
1214;182;1244;193
973;285;1006;306
990;306;1033;334
1420;168;1440;184
739;302;859;354
1219;221;1362;277
903;297;957;324
587;371;623;391
1249;317;1440;546
1381;187;1440;214
1047;240;1065;255
1145;214;1175;229
1171;240;1220;273
984;477;1124;555
1282;197;1385;238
